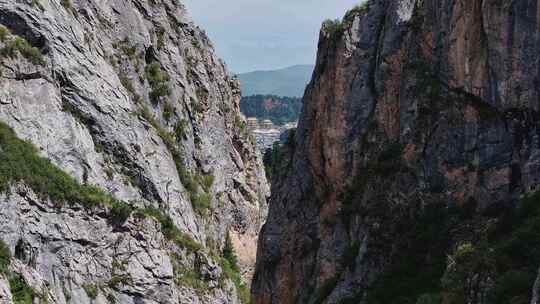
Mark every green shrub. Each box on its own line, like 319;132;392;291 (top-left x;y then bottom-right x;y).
138;105;157;125
0;36;45;66
221;258;249;304
191;97;204;114
82;284;98;299
107;274;132;288
119;38;137;59
10;274;35;304
490;270;533;304
136;107;210;215
162;102;175;122
0;239;11;274
180;168;198;196
200;174;214;192
345;2;370;20
137;207;202;252
156;29;165;50
174;119;188;140
109;201;133;225
366;204;453;303
485;191;540;303
175;266;208;291
366;190;540;303
145;63;171;103
0;26;8;42
195;87;209;104
223;233;239;272
190;193;211;215
262;141;289;180
219;232;249;303
119;71;136;96
0;121;117;208
323;19;345;39
138;106;188;183
0;120;204;261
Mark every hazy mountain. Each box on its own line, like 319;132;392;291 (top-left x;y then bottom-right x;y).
237;64;314;97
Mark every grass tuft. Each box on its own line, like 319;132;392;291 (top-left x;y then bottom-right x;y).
0;36;45;66
0;121;117;208
10;274;35;304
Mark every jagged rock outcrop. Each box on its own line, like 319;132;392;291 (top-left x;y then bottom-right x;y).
0;0;268;303
253;0;540;303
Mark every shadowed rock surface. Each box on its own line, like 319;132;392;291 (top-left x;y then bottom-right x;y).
253;0;540;303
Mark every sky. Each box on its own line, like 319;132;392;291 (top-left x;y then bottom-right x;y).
182;0;362;73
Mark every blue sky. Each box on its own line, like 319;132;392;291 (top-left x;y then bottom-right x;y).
182;0;362;73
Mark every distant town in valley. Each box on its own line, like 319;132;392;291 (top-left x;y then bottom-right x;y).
238;65;311;152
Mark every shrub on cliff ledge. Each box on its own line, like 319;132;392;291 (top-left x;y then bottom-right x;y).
223;232;239;273
0;26;8;42
145;63;171;103
220;233;249;304
345;2;370;19
323;19;345;39
137;207;202;252
0;35;45;66
10;274;35;304
0;239;11;274
0;121;118;208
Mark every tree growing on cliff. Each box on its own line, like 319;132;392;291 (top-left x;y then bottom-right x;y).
223;232;239;272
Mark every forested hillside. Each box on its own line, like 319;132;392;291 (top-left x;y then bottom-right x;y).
240;95;302;125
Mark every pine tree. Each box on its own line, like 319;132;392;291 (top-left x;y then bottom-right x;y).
223;232;239;272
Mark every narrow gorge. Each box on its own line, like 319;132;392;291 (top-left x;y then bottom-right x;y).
253;0;540;303
2;0;540;304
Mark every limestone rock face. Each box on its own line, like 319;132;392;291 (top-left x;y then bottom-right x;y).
253;0;540;303
0;0;268;303
0;277;11;303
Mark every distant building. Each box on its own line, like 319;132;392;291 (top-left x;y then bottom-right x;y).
246;117;259;129
261;119;274;130
247;120;298;153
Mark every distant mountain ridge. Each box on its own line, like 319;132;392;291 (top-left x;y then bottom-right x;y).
237;64;314;97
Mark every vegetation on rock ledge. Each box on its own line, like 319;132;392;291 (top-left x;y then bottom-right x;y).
365;191;540;304
0;240;39;304
221;232;250;304
0;26;45;66
0;121;201;252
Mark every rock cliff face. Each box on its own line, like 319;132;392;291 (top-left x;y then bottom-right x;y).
0;0;268;303
253;0;540;303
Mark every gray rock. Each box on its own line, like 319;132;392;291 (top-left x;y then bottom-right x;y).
0;277;11;304
0;0;268;303
532;267;540;304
